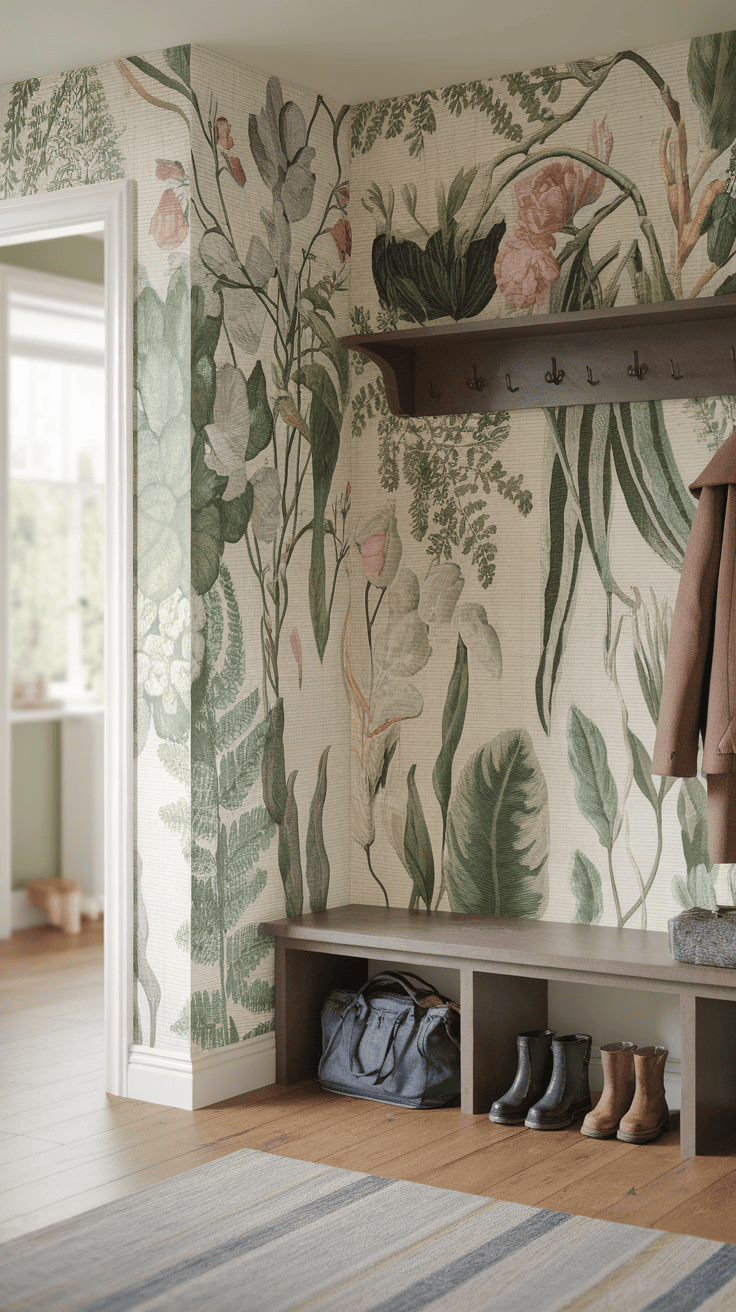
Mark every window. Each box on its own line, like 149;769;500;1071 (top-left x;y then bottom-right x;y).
4;273;105;703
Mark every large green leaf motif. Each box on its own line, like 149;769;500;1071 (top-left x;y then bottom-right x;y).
536;438;583;735
677;776;712;874
299;366;341;660
279;770;303;918
432;635;469;842
306;746;331;912
628;730;659;811
567;705;619;849
570;850;604;924
404;764;435;910
688;33;736;154
611;403;693;571
445;729;549;917
372;220;506;323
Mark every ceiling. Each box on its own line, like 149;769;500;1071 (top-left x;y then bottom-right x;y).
1;0;734;103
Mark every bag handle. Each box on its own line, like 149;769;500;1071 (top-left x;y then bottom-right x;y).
344;1008;402;1082
356;971;454;1007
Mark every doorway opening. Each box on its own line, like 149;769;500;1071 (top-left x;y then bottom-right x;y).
5;256;105;944
0;181;132;1099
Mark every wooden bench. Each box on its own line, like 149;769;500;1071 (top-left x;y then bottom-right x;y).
259;904;736;1158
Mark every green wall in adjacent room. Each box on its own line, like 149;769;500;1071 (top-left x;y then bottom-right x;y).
0;235;104;284
11;721;60;889
4;234;102;897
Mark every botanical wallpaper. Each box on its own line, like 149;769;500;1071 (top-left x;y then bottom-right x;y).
119;47;353;1051
3;30;736;1071
347;32;736;932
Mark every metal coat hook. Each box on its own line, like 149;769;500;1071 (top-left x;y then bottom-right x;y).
467;364;486;392
427;380;442;400
505;372;519;393
586;365;599;386
669;358;683;380
545;357;565;385
627;350;648;380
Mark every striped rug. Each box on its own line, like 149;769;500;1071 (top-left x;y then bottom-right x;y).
1;1149;735;1311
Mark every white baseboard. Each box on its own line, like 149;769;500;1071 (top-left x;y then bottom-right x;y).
127;1031;276;1110
589;1052;681;1110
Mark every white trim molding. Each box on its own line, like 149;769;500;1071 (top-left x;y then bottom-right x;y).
0;181;134;1103
127;1033;276;1111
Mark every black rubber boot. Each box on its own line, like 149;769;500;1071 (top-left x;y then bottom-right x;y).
524;1033;593;1130
488;1029;555;1125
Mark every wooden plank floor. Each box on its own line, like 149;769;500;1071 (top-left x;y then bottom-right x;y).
3;925;736;1246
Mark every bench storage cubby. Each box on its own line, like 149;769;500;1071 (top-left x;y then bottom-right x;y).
260;904;736;1157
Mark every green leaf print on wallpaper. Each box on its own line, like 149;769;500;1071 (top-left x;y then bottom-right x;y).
432;636;469;848
403;765;435;911
123;62;351;970
169;563;276;1049
537;403;692;733
444;730;549;918
671;776;721;914
0;68;123;198
570;851;604;925
351;361;532;594
565;594;676;931
306;746;331;914
567;705;619;852
363;175;506;323
687;32;736;155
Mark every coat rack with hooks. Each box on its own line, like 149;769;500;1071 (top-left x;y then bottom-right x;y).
339;294;736;419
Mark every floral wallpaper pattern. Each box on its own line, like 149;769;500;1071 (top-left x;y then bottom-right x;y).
348;31;736;933
3;29;736;1073
120;47;353;1050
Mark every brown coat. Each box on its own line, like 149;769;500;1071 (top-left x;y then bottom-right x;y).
652;428;736;862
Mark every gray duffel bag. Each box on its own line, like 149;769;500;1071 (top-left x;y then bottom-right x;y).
318;970;461;1108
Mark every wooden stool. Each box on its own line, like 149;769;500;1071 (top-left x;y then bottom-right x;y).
26;878;81;934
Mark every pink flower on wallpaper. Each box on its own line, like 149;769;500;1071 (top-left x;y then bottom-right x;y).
515;120;614;239
214;117;234;150
495;229;561;310
155;159;185;182
361;533;386;580
498;118;614;309
329;217;352;263
336;183;349;209
149;189;188;249
225;155;246;187
567;117;614;213
290;628;303;691
515;160;579;238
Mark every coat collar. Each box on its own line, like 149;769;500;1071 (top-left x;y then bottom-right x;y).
690;428;736;493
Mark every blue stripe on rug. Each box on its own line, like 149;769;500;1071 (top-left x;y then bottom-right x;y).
79;1174;393;1312
640;1243;736;1311
363;1205;570;1312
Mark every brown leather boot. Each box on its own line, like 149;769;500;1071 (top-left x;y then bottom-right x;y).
581;1042;637;1139
617;1046;670;1144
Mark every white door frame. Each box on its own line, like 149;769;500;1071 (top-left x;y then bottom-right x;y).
0;180;133;1097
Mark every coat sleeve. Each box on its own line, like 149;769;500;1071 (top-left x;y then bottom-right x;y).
651;485;726;778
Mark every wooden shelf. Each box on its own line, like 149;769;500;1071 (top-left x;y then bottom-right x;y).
261;903;736;1157
340;294;736;416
